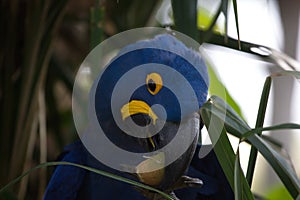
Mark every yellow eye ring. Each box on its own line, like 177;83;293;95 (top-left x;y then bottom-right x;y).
146;73;163;95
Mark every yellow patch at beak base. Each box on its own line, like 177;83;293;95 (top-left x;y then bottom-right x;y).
120;100;158;125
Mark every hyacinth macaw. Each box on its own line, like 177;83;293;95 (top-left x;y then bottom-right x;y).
44;34;233;200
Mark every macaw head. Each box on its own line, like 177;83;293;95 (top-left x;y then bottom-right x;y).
92;34;209;191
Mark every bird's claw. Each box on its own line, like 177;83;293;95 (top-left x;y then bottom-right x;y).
134;187;180;200
182;175;203;188
172;175;203;190
134;175;202;200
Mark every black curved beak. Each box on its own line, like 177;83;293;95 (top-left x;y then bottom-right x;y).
120;100;200;190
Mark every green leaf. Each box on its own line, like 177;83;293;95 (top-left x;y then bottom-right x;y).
201;96;300;198
90;2;104;49
234;146;242;200
171;0;198;40
247;76;272;185
255;76;272;129
201;105;234;188
206;3;222;33
197;7;223;34
242;123;300;140
200;103;254;200
232;0;241;49
203;96;250;138
261;135;283;149
0;162;174;200
221;0;229;42
248;135;300;198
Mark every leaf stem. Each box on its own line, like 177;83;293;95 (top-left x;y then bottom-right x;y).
0;162;175;200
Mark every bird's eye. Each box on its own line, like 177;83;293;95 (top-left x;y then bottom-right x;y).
146;73;163;95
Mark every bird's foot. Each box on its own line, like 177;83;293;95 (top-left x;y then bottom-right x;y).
172;175;203;190
134;176;202;199
134;187;179;200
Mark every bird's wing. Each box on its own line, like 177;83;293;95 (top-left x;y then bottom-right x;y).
43;141;87;200
44;141;147;200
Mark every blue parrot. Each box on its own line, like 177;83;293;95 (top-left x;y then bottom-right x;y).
44;34;233;200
